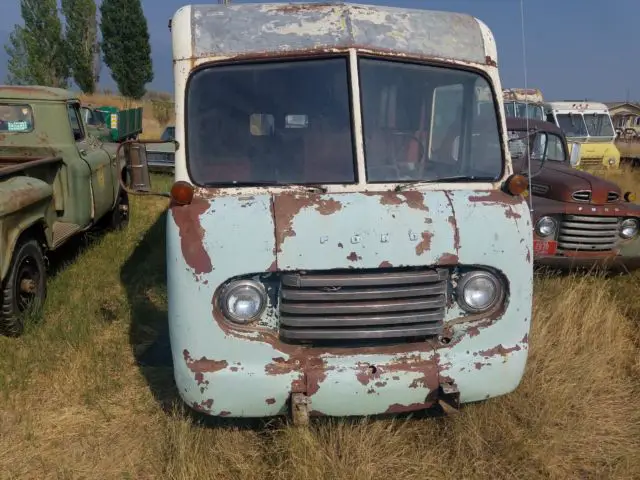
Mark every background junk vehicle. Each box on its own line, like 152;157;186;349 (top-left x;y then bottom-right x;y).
0;86;130;336
543;101;620;172
123;2;533;423
145;124;176;173
506;117;640;270
502;88;545;121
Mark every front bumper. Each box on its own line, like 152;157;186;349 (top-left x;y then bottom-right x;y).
174;330;529;419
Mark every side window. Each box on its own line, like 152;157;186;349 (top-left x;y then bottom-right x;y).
546;113;555;124
67;104;85;142
430;83;463;160
545;133;566;162
507;130;528;159
531;132;547;160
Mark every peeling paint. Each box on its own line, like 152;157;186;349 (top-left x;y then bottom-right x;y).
415;232;433;255
171;198;213;275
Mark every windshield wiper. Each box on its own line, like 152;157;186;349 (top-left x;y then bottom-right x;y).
394;175;492;191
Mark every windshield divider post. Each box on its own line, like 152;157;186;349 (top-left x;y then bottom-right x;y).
349;49;367;187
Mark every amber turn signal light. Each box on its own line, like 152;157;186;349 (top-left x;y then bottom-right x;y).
624;191;636;203
504;174;528;196
170;181;195;205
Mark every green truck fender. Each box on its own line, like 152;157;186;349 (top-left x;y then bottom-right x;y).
0;176;55;281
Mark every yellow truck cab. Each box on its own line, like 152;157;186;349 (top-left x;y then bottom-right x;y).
544;101;620;172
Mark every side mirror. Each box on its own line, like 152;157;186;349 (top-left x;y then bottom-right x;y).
116;139;177;196
123;142;152;192
568;142;581;167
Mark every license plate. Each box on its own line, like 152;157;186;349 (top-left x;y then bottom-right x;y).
533;239;557;256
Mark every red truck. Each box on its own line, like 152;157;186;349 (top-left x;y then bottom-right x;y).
506;117;640;270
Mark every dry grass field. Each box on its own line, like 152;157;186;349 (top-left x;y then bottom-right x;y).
0;95;639;479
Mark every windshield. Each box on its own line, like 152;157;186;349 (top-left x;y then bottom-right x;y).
583;113;615;138
555;113;588;139
504;102;545;120
359;58;503;182
186;57;355;186
0;104;33;132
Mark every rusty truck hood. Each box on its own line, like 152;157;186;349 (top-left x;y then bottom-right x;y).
515;159;622;205
171;189;530;276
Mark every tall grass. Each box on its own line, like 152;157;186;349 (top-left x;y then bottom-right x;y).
0;95;638;479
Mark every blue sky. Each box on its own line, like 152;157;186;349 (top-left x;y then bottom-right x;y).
1;0;638;101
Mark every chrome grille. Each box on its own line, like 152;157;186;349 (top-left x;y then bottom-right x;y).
279;268;448;343
607;191;620;202
558;215;620;252
571;190;591;202
579;157;605;169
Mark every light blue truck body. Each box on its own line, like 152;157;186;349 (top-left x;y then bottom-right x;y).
165;2;533;419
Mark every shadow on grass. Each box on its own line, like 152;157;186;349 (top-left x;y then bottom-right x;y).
119;210;275;431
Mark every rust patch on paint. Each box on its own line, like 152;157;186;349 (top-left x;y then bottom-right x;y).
485;55;497;67
372;191;428;211
268;260;277;272
476;344;522;359
385;401;434;414
183;349;228;377
379;260;393;268
438;253;459;265
272;193;343;253
192;399;214;412
468;190;521;205
415;232;433;256
504;207;522;219
171;197;212;275
219;411;231;416
347;251;362;262
265;398;276;405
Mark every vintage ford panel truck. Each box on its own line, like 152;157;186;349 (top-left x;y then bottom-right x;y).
122;2;533;423
0;86;130;336
506;117;640;270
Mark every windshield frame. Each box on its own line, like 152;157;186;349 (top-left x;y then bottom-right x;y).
357;54;506;185
184;53;358;188
182;51;508;191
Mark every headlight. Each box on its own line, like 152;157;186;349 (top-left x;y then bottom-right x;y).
456;271;504;313
535;216;557;237
608;157;616;166
620;218;639;239
220;280;267;324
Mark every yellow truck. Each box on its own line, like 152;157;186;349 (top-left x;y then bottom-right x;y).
543;101;620;171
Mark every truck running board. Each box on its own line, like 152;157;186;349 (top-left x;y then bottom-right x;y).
52;222;82;249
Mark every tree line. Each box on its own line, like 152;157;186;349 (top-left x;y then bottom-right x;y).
4;0;154;100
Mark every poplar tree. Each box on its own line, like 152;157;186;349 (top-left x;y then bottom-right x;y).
100;0;153;99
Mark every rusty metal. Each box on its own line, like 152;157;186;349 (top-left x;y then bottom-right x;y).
0;156;62;179
290;393;310;425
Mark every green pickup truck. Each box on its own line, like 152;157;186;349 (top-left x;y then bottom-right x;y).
0;85;130;336
81;104;143;143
